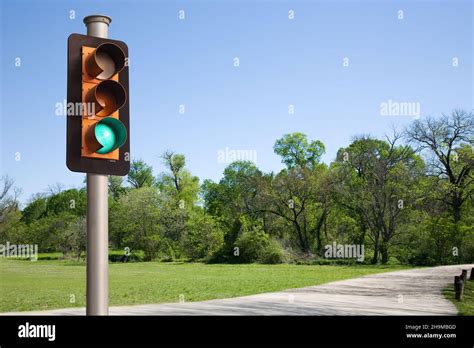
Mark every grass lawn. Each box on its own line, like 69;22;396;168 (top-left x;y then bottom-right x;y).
444;279;474;315
0;259;410;312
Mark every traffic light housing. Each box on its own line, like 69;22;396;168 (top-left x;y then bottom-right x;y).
67;34;130;175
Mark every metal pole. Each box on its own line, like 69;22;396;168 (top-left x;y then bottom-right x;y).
84;15;111;38
84;14;112;316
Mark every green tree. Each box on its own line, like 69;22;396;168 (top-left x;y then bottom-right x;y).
21;195;47;224
45;189;86;217
51;214;86;259
0;176;19;242
181;208;224;260
258;166;329;253
254;134;330;253
157;151;199;206
127;159;156;188
117;187;162;261
202;161;263;258
108;176;126;200
155;151;200;258
334;134;424;263
406;110;474;224
273;132;325;170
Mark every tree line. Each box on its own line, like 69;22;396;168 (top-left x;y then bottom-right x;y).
0;110;473;265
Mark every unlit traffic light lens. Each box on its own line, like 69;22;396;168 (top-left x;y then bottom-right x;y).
86;42;126;80
87;80;126;117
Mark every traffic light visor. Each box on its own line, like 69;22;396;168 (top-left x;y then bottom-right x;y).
86;42;126;80
88;80;127;116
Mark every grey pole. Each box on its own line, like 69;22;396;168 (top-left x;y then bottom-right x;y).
84;15;111;38
83;14;112;316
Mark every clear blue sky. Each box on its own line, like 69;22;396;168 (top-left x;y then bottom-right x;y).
1;0;472;205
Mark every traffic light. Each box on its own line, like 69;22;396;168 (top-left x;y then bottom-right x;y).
67;34;130;175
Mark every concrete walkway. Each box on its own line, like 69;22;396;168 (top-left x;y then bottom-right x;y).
3;264;472;316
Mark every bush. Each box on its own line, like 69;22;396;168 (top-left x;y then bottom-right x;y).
159;239;178;261
181;210;224;260
234;230;267;263
259;239;285;264
398;216;472;266
234;230;284;264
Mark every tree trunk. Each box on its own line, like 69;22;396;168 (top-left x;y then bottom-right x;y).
371;236;379;264
380;243;389;264
314;209;327;254
293;221;308;252
453;196;462;224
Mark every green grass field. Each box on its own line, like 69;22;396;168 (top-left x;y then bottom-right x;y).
444;279;474;316
0;259;410;312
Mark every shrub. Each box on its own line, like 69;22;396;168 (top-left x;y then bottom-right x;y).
181;210;224;260
234;230;284;264
234;229;268;263
259;239;285;264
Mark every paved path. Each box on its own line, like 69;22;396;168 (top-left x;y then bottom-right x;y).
3;264;472;316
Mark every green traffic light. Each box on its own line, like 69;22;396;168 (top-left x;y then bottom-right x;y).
94;117;127;154
95;123;115;154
